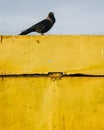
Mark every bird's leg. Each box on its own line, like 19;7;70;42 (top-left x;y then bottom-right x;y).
41;33;44;35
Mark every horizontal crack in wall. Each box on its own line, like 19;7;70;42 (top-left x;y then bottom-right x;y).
0;73;104;78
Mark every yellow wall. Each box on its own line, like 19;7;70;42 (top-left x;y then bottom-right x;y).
0;76;104;130
0;35;104;130
0;35;104;75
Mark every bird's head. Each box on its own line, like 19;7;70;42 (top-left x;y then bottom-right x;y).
48;12;55;23
49;12;54;17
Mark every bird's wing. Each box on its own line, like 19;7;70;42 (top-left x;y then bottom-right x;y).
19;19;51;35
30;19;47;29
32;19;52;33
20;19;46;34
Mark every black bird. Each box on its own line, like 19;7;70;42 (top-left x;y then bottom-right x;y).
19;12;56;35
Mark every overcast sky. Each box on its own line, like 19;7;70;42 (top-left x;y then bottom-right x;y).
0;0;104;35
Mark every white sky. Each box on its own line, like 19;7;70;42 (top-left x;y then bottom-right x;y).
0;0;104;35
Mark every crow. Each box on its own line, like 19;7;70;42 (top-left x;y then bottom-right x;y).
19;12;56;35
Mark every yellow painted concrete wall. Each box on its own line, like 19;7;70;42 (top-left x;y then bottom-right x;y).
0;35;104;75
0;76;104;130
0;35;104;130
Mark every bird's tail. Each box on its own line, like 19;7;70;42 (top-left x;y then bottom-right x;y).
19;28;33;35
